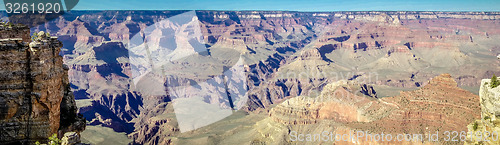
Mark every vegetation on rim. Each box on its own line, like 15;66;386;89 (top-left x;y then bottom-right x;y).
491;74;499;88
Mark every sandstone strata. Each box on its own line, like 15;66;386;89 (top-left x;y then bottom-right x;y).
0;24;85;144
253;74;480;144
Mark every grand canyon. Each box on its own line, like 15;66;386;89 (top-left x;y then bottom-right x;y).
1;10;500;144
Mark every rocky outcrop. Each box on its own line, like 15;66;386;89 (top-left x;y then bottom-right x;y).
0;25;84;144
250;74;481;144
61;132;80;145
378;74;480;137
465;77;500;145
269;81;392;125
479;77;500;117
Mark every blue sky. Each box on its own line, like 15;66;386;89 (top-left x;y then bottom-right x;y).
2;0;500;11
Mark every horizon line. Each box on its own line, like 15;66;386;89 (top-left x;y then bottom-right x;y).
30;10;500;12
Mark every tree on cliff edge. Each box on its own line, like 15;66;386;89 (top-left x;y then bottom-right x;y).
491;74;499;88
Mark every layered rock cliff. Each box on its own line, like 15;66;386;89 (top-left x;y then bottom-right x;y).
249;74;480;144
0;24;85;144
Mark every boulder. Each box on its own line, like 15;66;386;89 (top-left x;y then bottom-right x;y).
61;132;80;145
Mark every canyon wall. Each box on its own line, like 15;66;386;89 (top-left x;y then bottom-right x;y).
0;24;85;144
17;11;500;144
250;74;480;144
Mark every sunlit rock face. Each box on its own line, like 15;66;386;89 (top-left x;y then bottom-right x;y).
479;78;500;117
250;74;480;144
466;77;500;145
0;25;85;144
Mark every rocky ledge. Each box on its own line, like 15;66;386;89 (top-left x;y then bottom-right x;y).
465;76;500;145
0;24;85;144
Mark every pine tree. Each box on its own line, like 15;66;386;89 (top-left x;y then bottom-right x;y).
492;74;499;88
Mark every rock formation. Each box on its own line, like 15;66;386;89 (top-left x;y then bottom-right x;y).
249;74;480;144
61;132;80;145
465;76;500;145
0;24;85;144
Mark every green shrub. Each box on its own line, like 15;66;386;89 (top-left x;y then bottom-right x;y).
491;74;499;88
473;121;479;130
47;133;61;145
34;133;60;145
